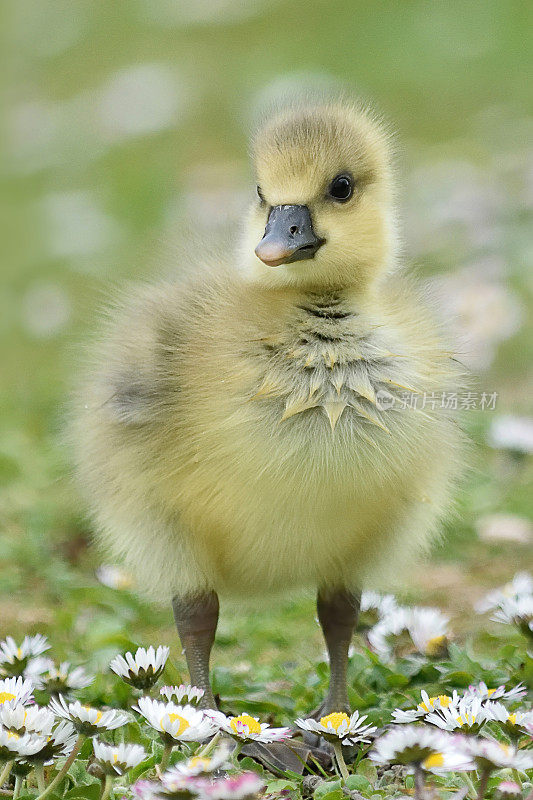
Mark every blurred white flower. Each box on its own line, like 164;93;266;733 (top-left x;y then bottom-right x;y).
463;682;526;704
133;697;214;743
110;646;169;690
170;742;231;777
370;725;469;770
41;190;121;259
49;696;129;735
430;266;523;371
95;64;186;142
462;737;533;770
0;635;50;675
207;710;291;743
369;606;450;660
159;684;204;705
96;565;134;590
141;0;267;27
489;415;533;454
482;702;533;737
295;711;375;745
476;572;533;613
21;283;71;339
34;661;94;694
93;740;146;775
493;595;533;634
359;591;398;630
475;513;532;544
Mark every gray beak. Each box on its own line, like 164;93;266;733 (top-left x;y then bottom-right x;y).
255;204;325;267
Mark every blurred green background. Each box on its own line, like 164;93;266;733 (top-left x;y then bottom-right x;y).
1;0;532;668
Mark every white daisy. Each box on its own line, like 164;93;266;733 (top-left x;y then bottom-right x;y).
392;690;458;723
166;742;231;777
463;682;527;704
0;677;34;708
93;739;147;775
207;710;291;744
368;606;450;660
0;702;55;735
159;684;205;706
462;737;533;770
110;646;169;690
0;636;50;676
96;564;134;590
33;661;94;694
426;697;487;733
407;607;450;658
22;721;78;764
370;726;457;768
493;595;533;636
49;696;129;735
482;702;533;737
367;606;411;659
0;727;45;761
295;711;375;745
133;697;214;743
359;591;398;630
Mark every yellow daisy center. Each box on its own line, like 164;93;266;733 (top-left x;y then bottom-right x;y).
166;713;190;736
487;688;496;696
0;693;16;705
7;732;19;740
319;712;350;731
189;757;211;769
230;715;261;735
426;635;447;656
423;752;445;769
419;695;451;712
508;714;517;725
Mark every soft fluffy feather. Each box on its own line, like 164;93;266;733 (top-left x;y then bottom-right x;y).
72;99;465;602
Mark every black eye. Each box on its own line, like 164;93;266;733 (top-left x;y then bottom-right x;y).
328;173;353;202
257;185;265;203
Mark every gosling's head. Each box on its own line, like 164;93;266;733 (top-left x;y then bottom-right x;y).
240;99;396;293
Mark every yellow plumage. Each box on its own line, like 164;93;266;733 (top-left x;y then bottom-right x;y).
72;98;465;606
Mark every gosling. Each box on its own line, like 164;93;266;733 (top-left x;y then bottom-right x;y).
74;98;463;728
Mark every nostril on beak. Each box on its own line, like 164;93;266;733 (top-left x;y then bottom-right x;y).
289;225;299;235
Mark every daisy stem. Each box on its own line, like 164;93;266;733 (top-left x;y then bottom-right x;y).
100;775;113;800
35;765;46;794
35;734;84;800
0;763;13;787
475;767;492;800
462;773;477;799
159;743;173;773
231;741;244;766
413;764;425;800
332;741;349;785
12;777;22;800
195;732;221;759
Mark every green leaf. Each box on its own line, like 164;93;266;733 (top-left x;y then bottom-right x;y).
316;791;343;800
64;785;100;800
357;759;378;785
266;778;298;791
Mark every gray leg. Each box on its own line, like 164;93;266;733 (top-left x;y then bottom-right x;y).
315;587;360;715
172;591;219;709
